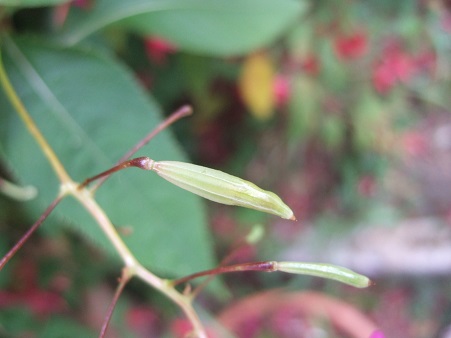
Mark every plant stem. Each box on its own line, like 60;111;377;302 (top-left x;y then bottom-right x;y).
74;190;208;337
122;105;192;161
0;45;206;336
135;264;208;338
0;46;72;184
70;183;138;268
93;105;192;191
0;193;64;271
70;184;207;335
0;177;37;201
173;261;277;286
99;268;133;338
191;236;257;299
78;157;152;189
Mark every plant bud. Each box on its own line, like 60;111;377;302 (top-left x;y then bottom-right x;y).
149;161;295;220
276;262;371;288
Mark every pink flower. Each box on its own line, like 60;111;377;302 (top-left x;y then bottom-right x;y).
273;75;291;107
401;131;428;157
372;44;415;94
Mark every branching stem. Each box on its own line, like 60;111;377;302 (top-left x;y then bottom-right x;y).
135;265;207;338
0;47;207;336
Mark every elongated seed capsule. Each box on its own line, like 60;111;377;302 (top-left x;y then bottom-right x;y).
275;262;371;288
148;161;295;220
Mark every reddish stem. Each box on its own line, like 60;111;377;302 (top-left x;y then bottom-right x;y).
173;261;277;287
99;269;132;338
92;105;192;191
0;195;63;271
191;239;255;298
78;157;152;189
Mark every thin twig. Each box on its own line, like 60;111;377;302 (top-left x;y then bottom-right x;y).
0;194;63;271
78;157;152;189
190;226;264;299
190;242;252;299
172;261;277;287
92;105;192;191
99;268;132;338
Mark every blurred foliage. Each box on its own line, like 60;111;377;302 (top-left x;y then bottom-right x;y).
1;0;451;337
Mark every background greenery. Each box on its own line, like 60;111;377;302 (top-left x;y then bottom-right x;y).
0;0;450;337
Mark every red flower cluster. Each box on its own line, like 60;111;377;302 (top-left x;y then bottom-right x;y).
372;43;436;94
372;44;415;94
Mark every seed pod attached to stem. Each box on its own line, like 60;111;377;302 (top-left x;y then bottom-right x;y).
141;159;295;220
80;157;295;220
276;262;371;288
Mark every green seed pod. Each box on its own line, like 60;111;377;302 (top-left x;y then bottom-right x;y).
149;161;295;220
276;262;371;288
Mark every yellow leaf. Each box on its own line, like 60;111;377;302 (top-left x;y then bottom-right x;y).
239;53;275;120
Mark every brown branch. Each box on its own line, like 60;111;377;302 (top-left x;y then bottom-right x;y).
191;242;254;298
172;261;277;287
99;268;132;338
78;157;152;189
0;195;63;271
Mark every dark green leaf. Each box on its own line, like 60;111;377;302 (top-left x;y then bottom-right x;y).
59;0;308;56
0;37;215;277
0;0;67;7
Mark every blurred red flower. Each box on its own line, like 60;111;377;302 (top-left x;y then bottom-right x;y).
301;54;321;75
334;31;368;60
273;74;291;107
401;131;429;157
144;36;177;64
372;43;416;94
126;306;159;337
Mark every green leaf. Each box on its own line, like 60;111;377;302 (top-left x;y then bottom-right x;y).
0;0;67;7
59;0;308;56
0;37;215;278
